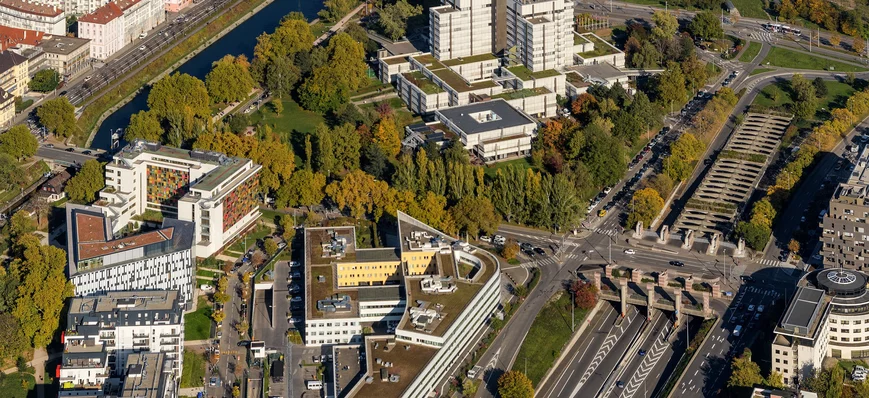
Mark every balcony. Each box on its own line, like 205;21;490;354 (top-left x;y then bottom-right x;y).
132;341;149;347
160;333;180;338
132;333;149;339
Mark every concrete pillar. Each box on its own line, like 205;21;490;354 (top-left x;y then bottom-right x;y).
632;269;643;284
621;281;628;317
706;233;719;255
712;282;721;298
658;271;668;288
703;291;711;318
646;282;655;316
658;225;670;244
674;289;683;326
593;272;601;291
634;221;644;239
605;264;615;279
682;230;694;250
685;276;694;292
735;238;746;258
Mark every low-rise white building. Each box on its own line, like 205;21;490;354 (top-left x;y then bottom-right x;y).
96;140;262;258
0;0;65;36
65;203;195;306
573;32;626;68
565;63;632;98
78;2;124;60
490;87;557;118
396;53;503;114
63;290;184;381
434;99;538;162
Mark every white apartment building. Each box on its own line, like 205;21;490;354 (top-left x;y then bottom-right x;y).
58;341;111;392
772;269;869;386
63;290;184;381
33;0;107;15
429;0;493;61
116;0;164;44
121;352;178;398
396;53;503;114
65;203;195;306
506;0;574;71
96;140;262;257
573;32;626;67
0;0;65;35
77;2;124;60
435;99;537;161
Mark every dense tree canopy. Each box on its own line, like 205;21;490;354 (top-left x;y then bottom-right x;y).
378;0;423;40
124;110;163;142
318;0;355;22
298;33;367;112
627;188;664;229
148;73;211;120
28;68;60;92
689;11;723;40
65;159;105;203
37;97;79;138
0;125;38;160
206;55;256;103
728;349;763;388
498;371;534;398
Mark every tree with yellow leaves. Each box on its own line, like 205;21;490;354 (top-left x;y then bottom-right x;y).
373;116;401;158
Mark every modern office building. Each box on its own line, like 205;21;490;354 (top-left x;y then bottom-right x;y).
65;203;195;306
318;212;502;397
505;0;574;71
434;99;537;161
821;145;869;270
772;269;869;386
0;49;28;96
77;2;124;60
96;140;262;257
63;290;184;380
429;0;494;61
37;35;91;80
0;0;65;35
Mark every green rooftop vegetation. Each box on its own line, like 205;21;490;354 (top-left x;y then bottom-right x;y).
507;65;562;81
574;32;592;46
432;69;497;93
414;54;447;70
403;71;444;95
491;87;551;100
383;56;409;65
718;150;767;163
442;53;498;67
577;33;621;58
565;72;587;86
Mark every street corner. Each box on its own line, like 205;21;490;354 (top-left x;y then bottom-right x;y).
500;265;530;287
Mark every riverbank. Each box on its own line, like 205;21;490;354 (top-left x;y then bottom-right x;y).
79;0;276;147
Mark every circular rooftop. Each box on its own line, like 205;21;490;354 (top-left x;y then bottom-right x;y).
817;269;867;297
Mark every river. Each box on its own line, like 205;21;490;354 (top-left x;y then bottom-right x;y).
89;0;324;150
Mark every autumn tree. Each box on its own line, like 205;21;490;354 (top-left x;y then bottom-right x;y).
651;10;678;39
766;370;786;389
498;371;534;398
378;0;422;40
275;169;326;208
501;240;520;260
298;33;366;112
791;74;817;120
318;0;355;22
689;11;723;40
325;170;388;219
372;116;401;157
9;234;73;349
627;188;664;229
854;36;865;55
451;196;499;239
655;61;687;112
65;160;104;203
206;55;256;103
235;320;249;336
830;34;841;47
125;110;163;142
728;349;763;388
211;310;225;323
828;365;844;398
0;125;38;160
148;73;211;120
37;97;79;138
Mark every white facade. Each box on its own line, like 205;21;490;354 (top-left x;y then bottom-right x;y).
378;56;412;84
573;32;626;68
97;140;262;258
0;0;65;35
506;0;574;71
435;99;538;161
64;291;184;380
396;71;450;114
500;89;557;118
118;0;164;44
429;0;493;61
77;2;124;60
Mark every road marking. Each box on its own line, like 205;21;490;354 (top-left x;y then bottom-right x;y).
572;307;639;395
619;317;672;398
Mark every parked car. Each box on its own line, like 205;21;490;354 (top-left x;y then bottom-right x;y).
479;236;492;243
533;247;545;255
289;261;300;268
757;305;765;313
65;147;75;152
623;249;636;255
748;304;756;312
291;296;302;303
734;325;743;336
638;349;646;356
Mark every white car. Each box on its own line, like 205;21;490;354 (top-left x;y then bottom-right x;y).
623;249;636;255
757;305;765;313
603;187;612;195
748;304;756;312
479;236;492;243
138;45;146;51
289;261;300;268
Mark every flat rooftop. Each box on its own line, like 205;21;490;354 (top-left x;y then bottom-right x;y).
122;353;171;398
507;65;562;81
490;87;551;101
437;99;536;135
353;337;437;397
576;32;622;58
568;62;629;81
38;35;90;55
442;53;497;67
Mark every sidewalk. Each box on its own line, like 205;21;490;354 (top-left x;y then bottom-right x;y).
312;3;366;46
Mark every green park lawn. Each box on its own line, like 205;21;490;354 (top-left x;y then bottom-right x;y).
761;47;868;72
180;350;206;388
483;157;537;178
0;372;35;398
248;98;325;135
184;296;212;341
728;0;768;18
739;42;762;63
513;292;588;386
752;80;855;120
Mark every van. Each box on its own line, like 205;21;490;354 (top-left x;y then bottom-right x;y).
306;380;323;390
734;325;743;337
138;33;147;39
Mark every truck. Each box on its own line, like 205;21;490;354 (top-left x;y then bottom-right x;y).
271;359;284;382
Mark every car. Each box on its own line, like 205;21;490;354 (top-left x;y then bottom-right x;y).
748;304;756;312
138;33;147;39
757;305;765;313
598;209;607;217
237;340;250;347
603;187;612;195
523;249;535;257
737;303;745;310
84;75;92;82
801;215;806;222
534;247;545;255
291;296;303;303
741;275;754;283
82;150;93;155
520;242;533;251
754;312;762;321
292;272;301;278
216;331;222;338
616;381;625;388
479;236;492;243
209;377;219;387
638;349;646;356
669;260;684;267
734;325;743;337
65;147;75;152
44;143;54;148
623;249;636;255
812;254;822;261
289;317;302;323
59;90;67;96
139;45;146;51
493;235;506;244
289;261;300;268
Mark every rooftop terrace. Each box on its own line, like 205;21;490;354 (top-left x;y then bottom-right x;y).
402;71;443;95
576;33;622;58
353;337;437;397
507;65;562;81
441;53;498;67
491;87;551;101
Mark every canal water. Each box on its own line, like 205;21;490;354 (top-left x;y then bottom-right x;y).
89;0;324;150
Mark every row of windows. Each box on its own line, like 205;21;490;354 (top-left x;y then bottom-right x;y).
775;367;790;374
830;336;866;342
307;321;356;328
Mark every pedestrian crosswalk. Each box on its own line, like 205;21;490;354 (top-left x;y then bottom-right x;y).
757;258;789;267
594;228;619;237
749;31;775;43
744;286;783;299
